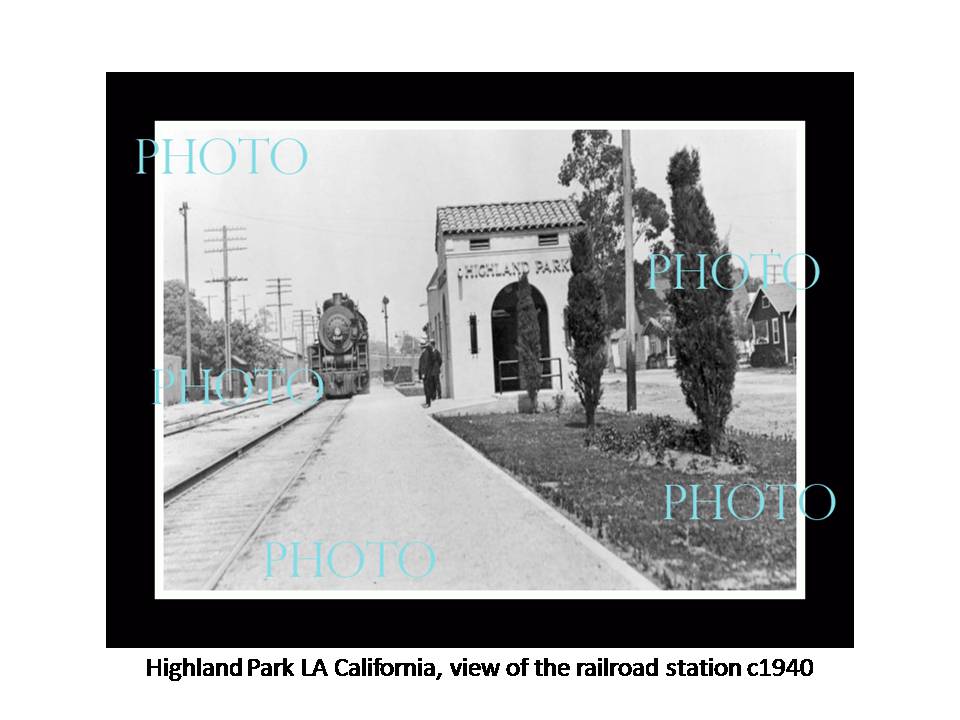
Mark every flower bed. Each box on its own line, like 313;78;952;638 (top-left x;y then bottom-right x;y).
436;410;796;590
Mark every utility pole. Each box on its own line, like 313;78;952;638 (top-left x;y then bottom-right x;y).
768;249;784;285
381;296;390;369
294;309;313;378
233;293;251;325
179;201;193;386
202;294;216;318
266;278;293;374
622;129;636;412
204;225;247;395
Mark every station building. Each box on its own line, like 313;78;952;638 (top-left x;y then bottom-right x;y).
425;199;585;400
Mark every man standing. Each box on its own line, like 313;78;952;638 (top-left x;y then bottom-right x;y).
418;341;433;407
430;339;443;401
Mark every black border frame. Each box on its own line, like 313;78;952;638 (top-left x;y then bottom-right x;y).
107;73;853;648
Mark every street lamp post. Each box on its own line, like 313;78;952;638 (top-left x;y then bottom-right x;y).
382;296;390;369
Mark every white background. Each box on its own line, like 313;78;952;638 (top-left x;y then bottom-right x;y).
1;2;956;717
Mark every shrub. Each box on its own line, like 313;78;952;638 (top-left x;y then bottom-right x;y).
566;229;608;428
516;272;542;411
552;392;566;416
646;352;667;369
665;149;738;454
750;343;786;368
587;414;747;466
723;438;748;466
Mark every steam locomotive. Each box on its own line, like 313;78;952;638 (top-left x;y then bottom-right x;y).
309;292;370;399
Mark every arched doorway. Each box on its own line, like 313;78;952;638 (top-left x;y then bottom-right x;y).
491;281;550;392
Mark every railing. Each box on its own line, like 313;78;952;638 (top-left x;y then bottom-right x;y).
496;357;563;394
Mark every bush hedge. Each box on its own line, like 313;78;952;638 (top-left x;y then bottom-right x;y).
750;343;786;368
586;413;747;466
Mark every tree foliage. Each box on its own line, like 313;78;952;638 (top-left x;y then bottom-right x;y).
163;279;281;376
565;229;608;428
200;320;282;374
664;149;738;453
559;130;670;330
516;272;542;409
164;280;212;377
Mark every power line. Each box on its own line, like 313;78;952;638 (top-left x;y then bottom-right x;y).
201;294;217;318
265;277;292;358
232;293;251;325
195;205;425;240
205;225;248;394
294;309;314;378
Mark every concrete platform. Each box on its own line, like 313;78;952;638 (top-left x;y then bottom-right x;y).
218;382;658;591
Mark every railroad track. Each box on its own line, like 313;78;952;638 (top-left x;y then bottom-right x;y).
163;395;324;503
163;389;311;437
163;397;350;590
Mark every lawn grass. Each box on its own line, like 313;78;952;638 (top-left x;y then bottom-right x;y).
436;409;796;590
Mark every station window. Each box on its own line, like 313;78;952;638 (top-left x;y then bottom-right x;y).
469;313;478;355
761;296;770;308
772;318;780;344
469;238;490;251
538;233;559;246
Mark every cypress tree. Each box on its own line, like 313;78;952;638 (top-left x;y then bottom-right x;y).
516;273;542;411
665;149;738;454
566;229;608;428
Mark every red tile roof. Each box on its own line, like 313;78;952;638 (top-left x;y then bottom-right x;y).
437;199;583;236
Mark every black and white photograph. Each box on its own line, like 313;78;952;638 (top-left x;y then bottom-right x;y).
155;123;806;595
13;13;960;717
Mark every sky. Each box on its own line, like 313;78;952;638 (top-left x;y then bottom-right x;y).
160;127;797;346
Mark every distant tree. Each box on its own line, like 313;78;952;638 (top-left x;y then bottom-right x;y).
559;130;669;330
730;294;753;344
200;320;282;374
165;280;283;381
565;229;608;428
164;280;212;376
516;273;542;411
665;149;738;454
255;306;273;334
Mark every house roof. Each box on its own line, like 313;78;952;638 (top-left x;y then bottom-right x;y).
436;199;583;236
749;283;797;316
641;317;669;337
263;337;302;358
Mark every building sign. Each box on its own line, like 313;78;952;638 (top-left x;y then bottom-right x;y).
459;257;571;280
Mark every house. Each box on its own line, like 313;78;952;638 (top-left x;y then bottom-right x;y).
746;283;797;361
262;337;306;381
608;274;674;370
609;316;674;370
